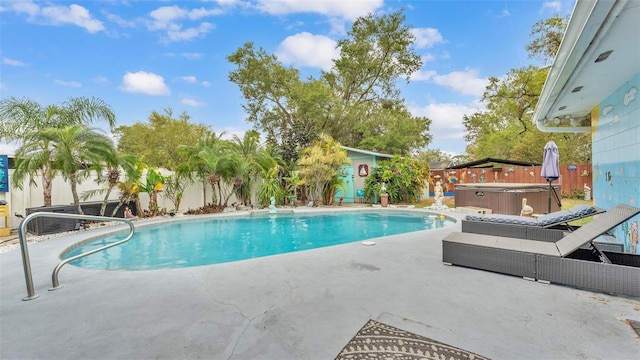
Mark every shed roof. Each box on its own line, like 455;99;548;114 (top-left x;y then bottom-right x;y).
341;146;394;159
447;157;540;169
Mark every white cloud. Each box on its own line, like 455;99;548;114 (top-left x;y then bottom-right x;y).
433;69;488;97
201;81;211;87
181;52;204;60
408;102;480;141
541;1;562;13
411;70;437;81
179;76;198;83
410;68;487;96
411;28;444;49
421;54;436;64
188;7;225;19
93;75;110;86
4;0;39;17
4;1;104;33
148;6;188;29
54;79;82;87
147;5;216;42
167;22;214;42
256;0;383;20
119;71;170;95
181;97;206;107
276;32;339;71
2;57;26;66
40;4;105;33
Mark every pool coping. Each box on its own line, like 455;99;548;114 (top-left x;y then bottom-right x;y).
58;207;458;268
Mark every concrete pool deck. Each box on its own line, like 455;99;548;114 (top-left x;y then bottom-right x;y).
1;207;639;359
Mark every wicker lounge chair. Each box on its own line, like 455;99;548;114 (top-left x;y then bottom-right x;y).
443;204;640;297
461;204;606;241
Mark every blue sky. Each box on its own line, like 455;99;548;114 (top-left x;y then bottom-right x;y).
0;0;575;156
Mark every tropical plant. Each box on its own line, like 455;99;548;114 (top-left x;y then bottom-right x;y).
297;134;350;205
257;165;285;207
138;167;166;216
163;171;190;213
363;156;429;204
283;170;304;205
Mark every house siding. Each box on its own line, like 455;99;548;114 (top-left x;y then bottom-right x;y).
592;72;640;254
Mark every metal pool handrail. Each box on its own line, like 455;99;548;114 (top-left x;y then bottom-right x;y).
18;212;135;301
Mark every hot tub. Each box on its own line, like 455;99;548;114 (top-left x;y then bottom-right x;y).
454;183;561;215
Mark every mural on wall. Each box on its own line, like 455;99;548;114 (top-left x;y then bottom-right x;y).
0;155;8;193
592;74;639;254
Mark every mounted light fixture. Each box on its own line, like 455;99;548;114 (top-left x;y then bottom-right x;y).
543;113;591;127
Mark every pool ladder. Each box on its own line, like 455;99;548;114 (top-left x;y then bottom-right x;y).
17;212;135;301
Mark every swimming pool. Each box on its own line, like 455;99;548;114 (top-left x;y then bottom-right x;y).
63;210;455;270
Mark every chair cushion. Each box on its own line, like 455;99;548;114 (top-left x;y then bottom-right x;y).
567;204;598;217
536;210;574;226
464;213;539;226
464;205;600;227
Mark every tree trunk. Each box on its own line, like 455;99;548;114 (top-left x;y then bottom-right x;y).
101;185;114;216
202;182;207;207
134;195;143;217
70;172;84;215
41;165;53;207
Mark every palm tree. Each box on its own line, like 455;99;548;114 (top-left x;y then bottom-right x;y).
1;96;116;141
2;96;116;206
11;132;57;206
46;125;116;214
231;130;261;206
179;132;236;209
82;151;142;216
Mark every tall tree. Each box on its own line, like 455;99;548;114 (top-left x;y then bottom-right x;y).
227;9;430;160
321;10;427;152
114;108;209;170
526;16;569;64
462;15;590;164
2;96;116;206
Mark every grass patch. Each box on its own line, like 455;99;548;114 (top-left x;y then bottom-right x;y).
561;198;595;226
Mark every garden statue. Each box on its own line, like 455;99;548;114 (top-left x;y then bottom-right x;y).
268;196;277;214
427;181;448;211
381;182;387;194
433;181;444;206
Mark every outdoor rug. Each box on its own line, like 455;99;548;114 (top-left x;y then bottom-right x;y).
335;319;490;360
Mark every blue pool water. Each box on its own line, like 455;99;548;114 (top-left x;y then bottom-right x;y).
64;211;454;270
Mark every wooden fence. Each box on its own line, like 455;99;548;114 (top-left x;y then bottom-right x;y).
431;164;592;196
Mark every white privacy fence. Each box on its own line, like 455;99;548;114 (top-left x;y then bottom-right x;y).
0;168;251;230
